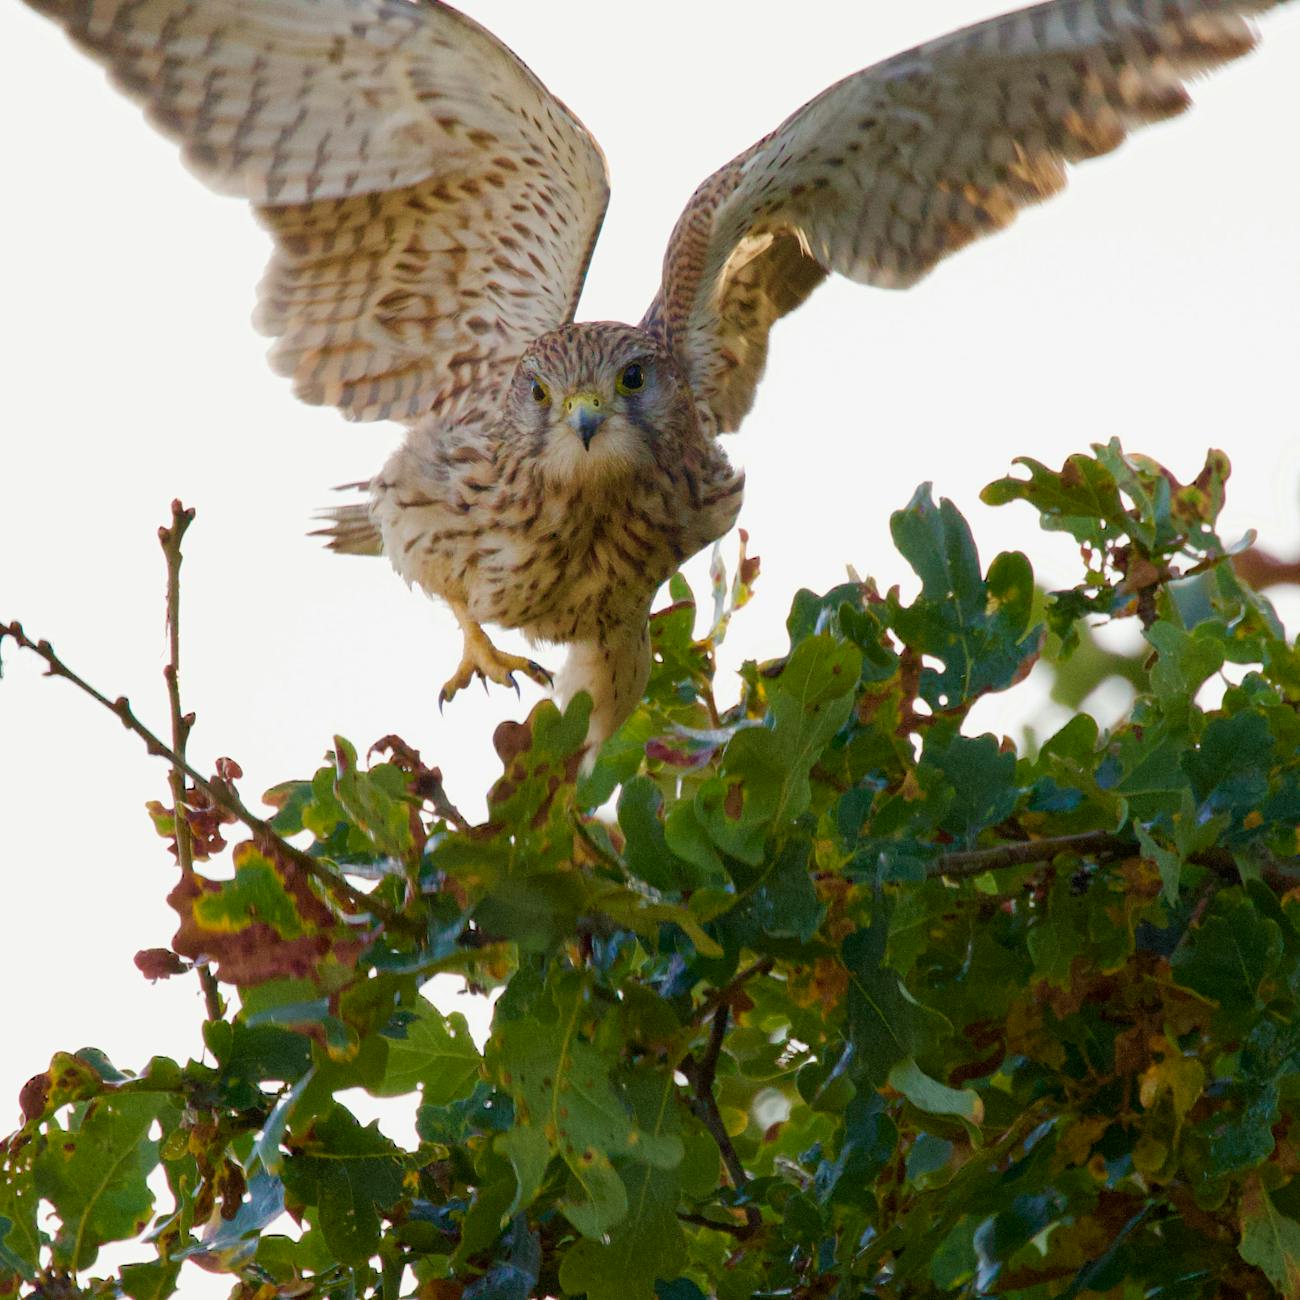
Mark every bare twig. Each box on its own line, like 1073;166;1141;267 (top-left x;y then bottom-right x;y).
157;501;223;1021
162;505;223;1018
0;619;416;933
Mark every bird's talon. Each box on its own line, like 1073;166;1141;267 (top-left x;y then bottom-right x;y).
439;623;554;710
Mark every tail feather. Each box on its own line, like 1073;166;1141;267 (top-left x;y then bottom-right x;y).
310;484;383;557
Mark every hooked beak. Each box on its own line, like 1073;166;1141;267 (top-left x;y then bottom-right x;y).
564;391;608;449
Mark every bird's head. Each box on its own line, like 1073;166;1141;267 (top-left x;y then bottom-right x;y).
510;323;693;483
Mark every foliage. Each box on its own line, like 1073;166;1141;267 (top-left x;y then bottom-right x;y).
5;440;1300;1299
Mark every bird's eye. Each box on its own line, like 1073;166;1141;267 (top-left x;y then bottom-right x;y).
617;363;645;395
531;379;550;404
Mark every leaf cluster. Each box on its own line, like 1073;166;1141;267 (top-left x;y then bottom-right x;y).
5;443;1300;1298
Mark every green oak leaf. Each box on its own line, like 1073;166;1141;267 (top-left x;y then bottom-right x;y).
619;776;713;891
1146;621;1226;705
699;634;860;862
916;728;1018;843
1172;894;1283;1018
252;1070;316;1176
558;1065;690;1295
279;1105;403;1266
746;839;825;944
0;1220;37;1285
1184;709;1276;829
558;1164;685;1300
1136;823;1183;904
843;917;949;1089
815;1094;897;1209
981;449;1127;548
451;1151;518;1268
560;1146;627;1238
375;998;481;1104
495;1125;552;1223
457;1214;541;1300
1239;1182;1300;1292
34;1094;167;1271
118;1258;182;1300
890;486;1040;711
0;1157;41;1281
588;882;724;958
494;982;682;1236
888;1058;983;1125
330;736;415;860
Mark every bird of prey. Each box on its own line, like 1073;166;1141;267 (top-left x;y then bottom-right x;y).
19;0;1294;756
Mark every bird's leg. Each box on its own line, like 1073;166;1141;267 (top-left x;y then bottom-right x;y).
439;605;553;708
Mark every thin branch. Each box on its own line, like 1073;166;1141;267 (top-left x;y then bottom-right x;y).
933;829;1300;891
696;1003;729;1095
681;1005;762;1240
934;831;1133;878
1;618;417;933
677;1210;755;1239
158;501;223;1022
690;957;776;1027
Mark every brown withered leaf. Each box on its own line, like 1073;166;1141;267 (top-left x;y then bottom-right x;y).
368;734;424;772
18;1073;51;1124
370;734;467;830
18;1052;104;1125
168;838;365;988
134;948;189;981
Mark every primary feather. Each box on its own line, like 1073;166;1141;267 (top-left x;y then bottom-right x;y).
649;0;1289;432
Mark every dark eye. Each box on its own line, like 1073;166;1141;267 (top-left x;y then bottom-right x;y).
531;379;549;404
617;363;645;394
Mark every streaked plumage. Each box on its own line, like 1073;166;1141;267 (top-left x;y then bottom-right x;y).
18;0;1294;756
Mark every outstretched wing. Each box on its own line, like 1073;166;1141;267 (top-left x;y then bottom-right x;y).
648;0;1288;434
26;0;609;424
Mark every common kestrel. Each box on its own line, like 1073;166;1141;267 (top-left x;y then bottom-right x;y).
20;0;1295;757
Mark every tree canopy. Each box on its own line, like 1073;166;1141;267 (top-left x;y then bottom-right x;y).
5;440;1300;1298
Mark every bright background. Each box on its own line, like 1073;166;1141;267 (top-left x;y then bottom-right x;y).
2;0;1297;1284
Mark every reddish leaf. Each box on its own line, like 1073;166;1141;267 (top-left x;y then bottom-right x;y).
133;949;188;981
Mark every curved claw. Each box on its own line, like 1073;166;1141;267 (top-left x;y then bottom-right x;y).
440;621;554;709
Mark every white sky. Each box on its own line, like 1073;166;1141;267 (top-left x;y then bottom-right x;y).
1;0;1298;1284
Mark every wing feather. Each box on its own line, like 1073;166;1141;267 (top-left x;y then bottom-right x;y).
650;0;1290;432
24;0;610;424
